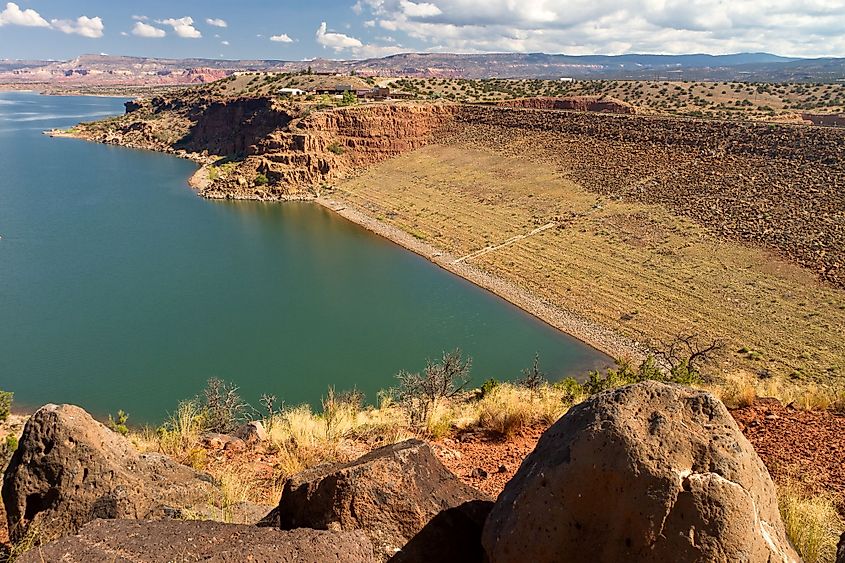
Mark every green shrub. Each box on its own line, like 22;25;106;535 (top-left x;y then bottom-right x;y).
326;142;345;155
1;433;18;467
254;173;269;186
553;377;584;404
480;378;500;398
107;410;130;436
340;90;357;106
0;389;12;422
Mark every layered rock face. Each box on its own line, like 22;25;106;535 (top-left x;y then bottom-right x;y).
180;96;294;156
494;96;635;114
273;439;491;561
206;103;458;199
481;381;799;563
2;404;215;543
16;520;375;563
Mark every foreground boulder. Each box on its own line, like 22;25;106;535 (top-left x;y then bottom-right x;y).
275;439;491;560
837;532;845;563
17;519;375;563
2;404;215;542
482;381;799;563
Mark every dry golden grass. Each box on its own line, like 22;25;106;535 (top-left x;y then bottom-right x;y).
335;144;845;385
476;384;575;437
778;479;845;563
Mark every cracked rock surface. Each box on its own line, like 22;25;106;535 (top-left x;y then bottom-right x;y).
481;381;799;563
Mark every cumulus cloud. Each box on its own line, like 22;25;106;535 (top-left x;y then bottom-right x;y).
206;18;227;28
316;21;363;50
315;21;405;58
221;40;229;45
0;2;49;27
157;16;201;38
132;21;166;38
353;0;845;57
51;16;104;38
131;15;148;21
270;33;294;43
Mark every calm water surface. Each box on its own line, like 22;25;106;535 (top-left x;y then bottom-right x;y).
0;92;609;422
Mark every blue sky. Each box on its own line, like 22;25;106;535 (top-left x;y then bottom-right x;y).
1;0;844;61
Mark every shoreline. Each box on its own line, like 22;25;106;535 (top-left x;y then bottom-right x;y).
313;196;644;363
184;161;640;363
64;136;643;366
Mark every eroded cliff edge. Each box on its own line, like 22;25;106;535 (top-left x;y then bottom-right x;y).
69;96;459;200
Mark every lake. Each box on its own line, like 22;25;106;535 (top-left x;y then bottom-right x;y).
0;91;609;422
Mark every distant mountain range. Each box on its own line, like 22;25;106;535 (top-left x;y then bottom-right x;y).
2;52;844;85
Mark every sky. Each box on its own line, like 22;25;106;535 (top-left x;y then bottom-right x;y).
1;0;844;61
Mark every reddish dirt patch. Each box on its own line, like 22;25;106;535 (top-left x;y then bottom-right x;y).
731;399;845;508
432;426;547;498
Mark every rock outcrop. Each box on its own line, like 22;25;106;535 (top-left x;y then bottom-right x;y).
494;96;636;114
837;531;845;563
17;519;375;563
481;381;799;563
2;404;215;543
274;439;491;561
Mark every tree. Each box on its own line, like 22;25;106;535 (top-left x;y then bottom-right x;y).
340;90;357;106
395;349;472;425
654;334;722;383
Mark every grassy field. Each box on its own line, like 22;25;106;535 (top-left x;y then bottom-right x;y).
334;144;845;386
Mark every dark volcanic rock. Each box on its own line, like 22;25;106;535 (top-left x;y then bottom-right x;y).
389;499;493;563
275;439;491;560
837;531;845;563
481;381;799;563
16;519;375;563
2;404;215;543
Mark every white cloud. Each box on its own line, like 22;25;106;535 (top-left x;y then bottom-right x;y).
315;21;405;58
157;16;201;38
353;0;845;57
206;18;227;28
221;40;229;45
270;33;294;43
0;2;49;27
399;0;442;18
316;21;363;50
132;21;166;38
131;15;148;21
51;16;104;38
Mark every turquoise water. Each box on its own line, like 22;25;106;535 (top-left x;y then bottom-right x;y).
0;91;609;422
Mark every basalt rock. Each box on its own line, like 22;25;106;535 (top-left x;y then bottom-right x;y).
16;519;375;563
837;531;845;563
2;404;215;543
481;381;799;563
275;439;491;561
494;96;636;114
